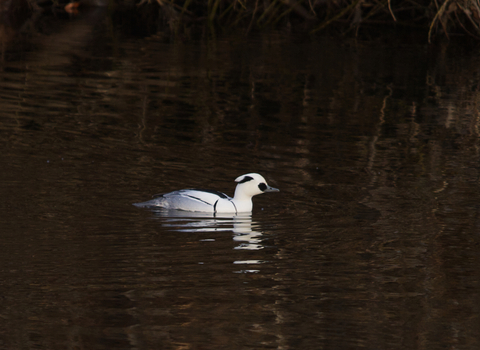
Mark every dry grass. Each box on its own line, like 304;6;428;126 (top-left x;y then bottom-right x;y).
31;0;474;40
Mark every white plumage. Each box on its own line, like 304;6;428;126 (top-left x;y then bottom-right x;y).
134;173;279;214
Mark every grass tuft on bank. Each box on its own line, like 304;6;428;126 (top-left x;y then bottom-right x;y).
136;0;480;40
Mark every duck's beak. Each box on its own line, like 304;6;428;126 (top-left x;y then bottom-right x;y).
264;185;279;192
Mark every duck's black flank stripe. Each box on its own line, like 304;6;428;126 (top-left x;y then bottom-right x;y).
186;195;211;205
230;200;238;214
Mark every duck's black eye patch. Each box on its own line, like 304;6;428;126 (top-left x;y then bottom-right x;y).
258;183;267;191
238;176;254;184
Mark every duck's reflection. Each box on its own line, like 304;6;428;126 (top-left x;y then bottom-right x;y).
149;210;265;251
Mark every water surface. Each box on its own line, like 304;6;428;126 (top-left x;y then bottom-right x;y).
1;9;480;349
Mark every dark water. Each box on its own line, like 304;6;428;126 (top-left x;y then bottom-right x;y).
1;7;480;350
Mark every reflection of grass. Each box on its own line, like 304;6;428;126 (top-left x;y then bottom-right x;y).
137;0;480;40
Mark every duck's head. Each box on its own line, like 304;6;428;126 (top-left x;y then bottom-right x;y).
233;173;279;200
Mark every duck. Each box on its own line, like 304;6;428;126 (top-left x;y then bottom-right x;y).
133;173;279;214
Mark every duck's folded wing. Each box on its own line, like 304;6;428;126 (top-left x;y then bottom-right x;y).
164;189;228;211
134;189;230;212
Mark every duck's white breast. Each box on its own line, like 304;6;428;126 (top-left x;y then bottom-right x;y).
213;198;238;213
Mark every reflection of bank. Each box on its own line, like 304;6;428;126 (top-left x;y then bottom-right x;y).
151;210;266;252
0;0;33;61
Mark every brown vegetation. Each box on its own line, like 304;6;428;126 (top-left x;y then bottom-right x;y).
136;0;480;40
2;0;480;42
